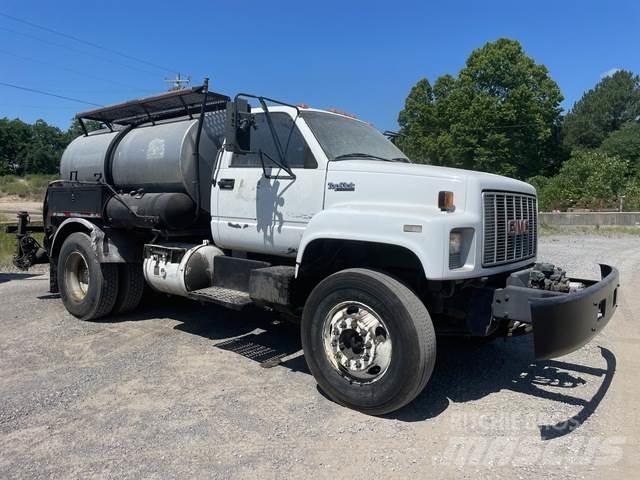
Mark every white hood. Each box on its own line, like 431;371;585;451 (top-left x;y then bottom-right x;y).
326;160;536;214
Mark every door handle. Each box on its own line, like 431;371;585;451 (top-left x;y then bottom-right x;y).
218;178;235;190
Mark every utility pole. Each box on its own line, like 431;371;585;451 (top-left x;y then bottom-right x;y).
164;73;191;91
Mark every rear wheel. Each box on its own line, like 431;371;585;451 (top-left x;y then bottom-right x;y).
301;268;436;415
57;232;119;321
113;263;145;314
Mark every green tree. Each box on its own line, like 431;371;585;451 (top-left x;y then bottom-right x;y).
396;78;436;162
624;176;640;211
537;151;629;210
397;38;564;179
563;70;640;150
24;119;68;174
526;175;551;210
0;116;100;176
599;121;640;168
0;118;31;175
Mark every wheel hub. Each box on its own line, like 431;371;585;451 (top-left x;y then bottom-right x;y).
323;302;392;383
65;251;90;301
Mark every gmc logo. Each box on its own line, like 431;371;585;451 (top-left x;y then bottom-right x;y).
507;219;528;235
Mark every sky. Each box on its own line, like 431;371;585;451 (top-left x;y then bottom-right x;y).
0;0;638;133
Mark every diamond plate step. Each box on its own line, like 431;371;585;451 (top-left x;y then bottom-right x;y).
188;286;252;310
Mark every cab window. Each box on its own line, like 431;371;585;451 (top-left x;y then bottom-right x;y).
230;112;317;169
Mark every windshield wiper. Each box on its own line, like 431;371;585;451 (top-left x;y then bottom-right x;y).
334;153;395;162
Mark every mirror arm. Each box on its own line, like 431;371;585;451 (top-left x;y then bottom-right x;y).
259;151;296;180
234;93;298;176
256;97;287;165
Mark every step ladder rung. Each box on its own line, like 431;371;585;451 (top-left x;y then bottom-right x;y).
188;286;252;310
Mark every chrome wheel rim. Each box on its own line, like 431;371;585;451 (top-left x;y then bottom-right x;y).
65;251;90;301
322;301;392;384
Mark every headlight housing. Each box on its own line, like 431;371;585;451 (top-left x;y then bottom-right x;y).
449;228;474;269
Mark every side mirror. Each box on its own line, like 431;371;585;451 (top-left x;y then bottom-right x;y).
224;99;252;152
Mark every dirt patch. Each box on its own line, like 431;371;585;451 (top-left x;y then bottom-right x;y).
0;200;42;222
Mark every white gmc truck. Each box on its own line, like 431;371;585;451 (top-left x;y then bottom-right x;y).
13;83;619;414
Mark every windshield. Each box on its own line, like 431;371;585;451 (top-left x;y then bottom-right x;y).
301;111;409;162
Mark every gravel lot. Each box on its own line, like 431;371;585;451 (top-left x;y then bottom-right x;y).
1;234;639;479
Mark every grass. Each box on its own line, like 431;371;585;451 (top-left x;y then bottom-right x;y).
0;230;16;267
539;224;640;236
0;174;57;200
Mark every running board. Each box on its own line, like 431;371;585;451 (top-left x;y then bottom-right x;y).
188;286;253;310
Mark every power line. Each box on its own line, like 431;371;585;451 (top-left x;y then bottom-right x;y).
0;103;77;110
0;25;162;77
0;11;178;74
0;48;154;93
0;82;102;107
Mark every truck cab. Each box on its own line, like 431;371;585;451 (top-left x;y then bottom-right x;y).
12;84;620;415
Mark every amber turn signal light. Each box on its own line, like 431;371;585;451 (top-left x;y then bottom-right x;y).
438;191;455;212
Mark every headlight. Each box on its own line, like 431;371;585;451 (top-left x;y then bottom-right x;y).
449;231;463;255
449;229;473;269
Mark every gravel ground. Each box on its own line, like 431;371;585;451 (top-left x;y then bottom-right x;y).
1;234;639;479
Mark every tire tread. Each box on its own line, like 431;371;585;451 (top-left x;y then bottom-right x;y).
113;263;145;314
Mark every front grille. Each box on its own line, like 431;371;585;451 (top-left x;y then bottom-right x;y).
482;191;537;267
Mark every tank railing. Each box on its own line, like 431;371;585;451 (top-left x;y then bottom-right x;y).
192;77;209;223
75;84;229;127
179;95;194;120
77;117;114;136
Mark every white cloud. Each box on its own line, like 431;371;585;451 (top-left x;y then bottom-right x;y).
600;67;621;79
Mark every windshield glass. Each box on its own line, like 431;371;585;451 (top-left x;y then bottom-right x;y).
301;111;409;162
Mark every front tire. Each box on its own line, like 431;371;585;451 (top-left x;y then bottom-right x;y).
301;268;436;415
57;232;119;321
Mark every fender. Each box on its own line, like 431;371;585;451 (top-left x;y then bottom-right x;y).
50;218;141;263
295;203;450;278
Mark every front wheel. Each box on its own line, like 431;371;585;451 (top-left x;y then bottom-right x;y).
301;268;436;415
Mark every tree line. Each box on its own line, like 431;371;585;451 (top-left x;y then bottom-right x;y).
0;117;102;176
397;38;640;211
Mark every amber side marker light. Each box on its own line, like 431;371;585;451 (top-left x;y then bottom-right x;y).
438;191;455;212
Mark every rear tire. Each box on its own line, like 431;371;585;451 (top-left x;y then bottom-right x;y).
57;232;119;321
113;263;145;314
301;268;436;415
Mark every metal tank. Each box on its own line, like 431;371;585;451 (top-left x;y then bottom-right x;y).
60;111;225;204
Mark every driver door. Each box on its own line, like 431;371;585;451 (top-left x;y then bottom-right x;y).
212;111;324;257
